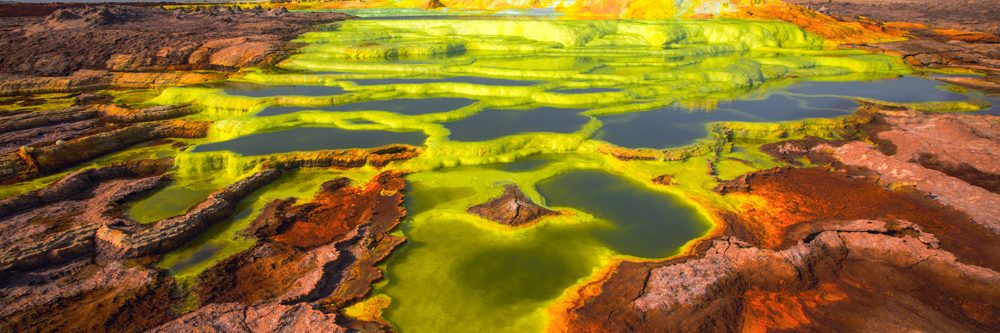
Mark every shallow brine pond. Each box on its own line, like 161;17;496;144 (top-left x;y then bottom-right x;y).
130;14;995;332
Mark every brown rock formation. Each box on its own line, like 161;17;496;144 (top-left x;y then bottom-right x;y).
0;159;172;273
0;162;284;275
786;0;1000;36
0;258;178;332
151;302;348;333
652;174;674;186
171;171;410;331
0;5;349;77
833;141;1000;233
0;6;348;96
468;184;557;227
95;169;282;259
260;144;423;170
714;167;1000;270
0;104;209;183
0;156;409;331
823;110;1000;233
0;159;184;332
861;109;1000;192
556;222;1000;332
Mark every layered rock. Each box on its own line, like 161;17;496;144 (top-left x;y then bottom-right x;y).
0;6;349;96
0;159;172;273
260;144;423;170
0;6;349;77
714;166;1000;270
150;302;348;333
468;184;557;227
787;0;1000;36
0;103;209;183
156;171;411;331
557;223;1000;332
0;162;283;275
861;109;1000;192
0;258;177;332
821;110;1000;234
95;169;282;259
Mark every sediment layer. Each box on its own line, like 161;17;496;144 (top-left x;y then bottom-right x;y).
0;5;349;96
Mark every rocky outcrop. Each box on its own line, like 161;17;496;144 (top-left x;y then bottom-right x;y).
0;104;199;156
150;302;348;333
810;110;1000;233
832;141;1000;233
0;159;172;273
97;104;199;123
556;220;1000;332
0;6;349;96
0;159;172;219
0;70;109;96
0;105;98;133
712;166;1000;270
0;162;283;275
863;110;1000;192
0;259;177;332
95;169;282;259
787;0;1000;36
0;117;210;183
0;70;230;96
0;6;349;77
468;184;557;227
651;174;674;186
160;171;410;331
875;35;1000;70
260;144;423;170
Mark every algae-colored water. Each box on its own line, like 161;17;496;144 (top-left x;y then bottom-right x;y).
115;14;997;332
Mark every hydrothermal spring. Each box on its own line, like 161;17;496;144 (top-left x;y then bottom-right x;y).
92;15;996;332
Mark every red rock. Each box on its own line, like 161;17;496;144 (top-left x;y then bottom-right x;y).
556;222;1000;332
150;302;348;333
467;184;557;227
833;142;1000;233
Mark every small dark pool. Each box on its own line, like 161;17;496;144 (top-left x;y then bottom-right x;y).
788;76;967;103
444;107;589;141
350;76;540;86
223;84;345;97
258;97;478;116
553;88;620;93
193;127;425;155
597;94;857;148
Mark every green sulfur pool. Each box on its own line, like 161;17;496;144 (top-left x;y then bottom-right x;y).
115;14;994;332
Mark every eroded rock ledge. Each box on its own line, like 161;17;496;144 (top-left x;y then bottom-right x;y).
0;165;413;332
0;102;209;183
155;171;410;332
557;220;1000;332
0;163;281;275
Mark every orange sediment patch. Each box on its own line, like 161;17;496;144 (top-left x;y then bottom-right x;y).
722;167;954;247
740;283;848;333
545;258;625;333
198;171;410;312
720;167;1000;270
884;21;929;30
721;1;904;45
931;28;1000;43
273;171;405;249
